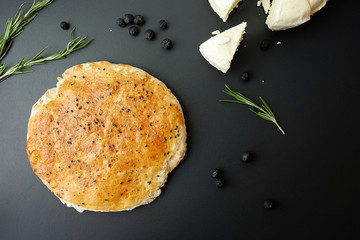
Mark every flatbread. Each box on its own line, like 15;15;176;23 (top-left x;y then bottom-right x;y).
26;61;187;212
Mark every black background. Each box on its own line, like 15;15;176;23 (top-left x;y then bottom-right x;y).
1;0;360;239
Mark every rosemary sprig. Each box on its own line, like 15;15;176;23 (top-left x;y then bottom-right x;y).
0;28;92;83
0;0;54;61
220;84;285;135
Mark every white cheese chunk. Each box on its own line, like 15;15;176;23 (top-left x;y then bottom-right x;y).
208;0;242;22
259;0;328;31
199;22;247;73
307;0;328;15
266;0;311;31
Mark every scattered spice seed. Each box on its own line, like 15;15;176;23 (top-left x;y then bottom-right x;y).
60;21;70;30
242;152;252;162
134;15;145;26
116;18;127;27
211;168;221;178
129;26;139;36
161;38;172;49
159;20;168;29
144;29;155;40
241;72;249;82
264;199;275;209
260;40;271;51
124;14;134;24
214;178;224;188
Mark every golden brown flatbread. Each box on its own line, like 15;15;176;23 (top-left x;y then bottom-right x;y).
26;61;186;212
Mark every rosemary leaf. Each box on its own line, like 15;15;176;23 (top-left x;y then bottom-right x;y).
0;63;6;75
220;84;285;135
0;0;54;61
0;28;92;83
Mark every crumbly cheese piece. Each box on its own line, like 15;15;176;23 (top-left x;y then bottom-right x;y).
212;30;221;35
257;0;271;14
266;0;311;31
307;0;328;15
199;22;247;73
208;0;242;22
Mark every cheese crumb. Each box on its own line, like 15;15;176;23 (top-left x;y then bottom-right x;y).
208;0;243;22
258;0;271;14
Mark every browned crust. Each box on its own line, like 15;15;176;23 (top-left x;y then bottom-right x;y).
26;61;186;212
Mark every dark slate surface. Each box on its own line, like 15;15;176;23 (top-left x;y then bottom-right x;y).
0;0;359;239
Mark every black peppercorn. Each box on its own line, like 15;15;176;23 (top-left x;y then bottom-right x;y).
134;15;145;26
116;18;127;27
214;178;224;188
159;20;168;29
124;14;134;24
129;26;139;36
242;152;252;162
60;21;70;30
161;38;172;49
241;72;249;82
144;29;155;40
263;199;275;209
260;40;271;51
211;168;221;178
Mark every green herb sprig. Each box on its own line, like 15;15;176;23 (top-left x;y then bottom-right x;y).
220;84;285;135
0;28;92;83
0;0;54;61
